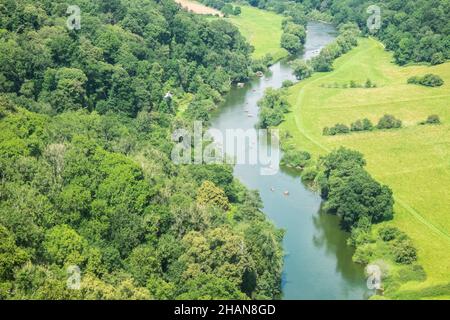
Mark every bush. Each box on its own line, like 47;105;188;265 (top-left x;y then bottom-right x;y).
291;60;313;80
351;118;373;132
257;88;290;128
280;150;311;168
392;240;417;264
377;114;402;129
281;33;302;54
301;166;318;182
348;216;373;247
408;74;444;87
323;123;350;136
419;114;441;125
378;226;402;241
282;80;294;88
352;244;374;264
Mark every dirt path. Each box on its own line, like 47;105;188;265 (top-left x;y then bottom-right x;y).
174;0;223;17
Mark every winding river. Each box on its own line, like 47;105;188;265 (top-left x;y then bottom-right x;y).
211;22;371;299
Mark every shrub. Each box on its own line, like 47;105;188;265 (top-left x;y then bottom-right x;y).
281;33;302;54
323;123;350;136
197;181;230;211
431;52;445;65
377;114;402;129
291;60;313;80
420;74;444;87
353;244;374;264
281;150;311;168
351;118;373;132
392;240;417;264
378;226;402;241
282;80;294;88
419;114;441;125
407;74;444;87
301;166;318;182
348;216;374;247
257;88;290;128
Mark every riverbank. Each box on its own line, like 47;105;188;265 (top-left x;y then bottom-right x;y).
212;21;370;299
279;37;450;299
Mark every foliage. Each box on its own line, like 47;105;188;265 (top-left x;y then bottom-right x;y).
0;0;284;300
280;33;302;54
257;88;290;128
392;240;418;265
319;148;394;231
280;21;306;54
323;123;350;136
351;118;373;132
197;181;230;211
419;114;441;125
378;226;405;242
316;0;450;65
291;60;313;80
280;150;311;168
377;114;402;130
281;80;294;88
408;74;444;87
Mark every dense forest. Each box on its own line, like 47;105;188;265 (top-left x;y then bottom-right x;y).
0;0;284;299
206;0;450;65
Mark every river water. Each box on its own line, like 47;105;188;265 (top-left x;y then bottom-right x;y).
211;22;371;299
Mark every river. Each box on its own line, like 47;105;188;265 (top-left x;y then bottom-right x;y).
211;22;371;299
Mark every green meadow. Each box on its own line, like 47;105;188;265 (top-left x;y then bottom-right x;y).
280;37;450;298
224;6;288;61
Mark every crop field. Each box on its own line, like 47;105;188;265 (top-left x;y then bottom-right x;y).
280;37;450;298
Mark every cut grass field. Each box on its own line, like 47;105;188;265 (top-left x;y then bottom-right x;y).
215;6;288;61
280;37;450;299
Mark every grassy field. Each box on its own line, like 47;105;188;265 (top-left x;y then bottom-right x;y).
219;6;288;61
280;37;450;299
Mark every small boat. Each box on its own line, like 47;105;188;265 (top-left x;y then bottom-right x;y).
283;191;290;196
247;114;253;117
270;187;275;192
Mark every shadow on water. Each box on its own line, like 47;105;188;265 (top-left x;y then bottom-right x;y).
211;22;370;300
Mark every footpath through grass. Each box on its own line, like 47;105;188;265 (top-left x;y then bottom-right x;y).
280;37;450;299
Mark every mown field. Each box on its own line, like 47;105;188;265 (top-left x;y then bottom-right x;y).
280;37;450;299
216;6;288;61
